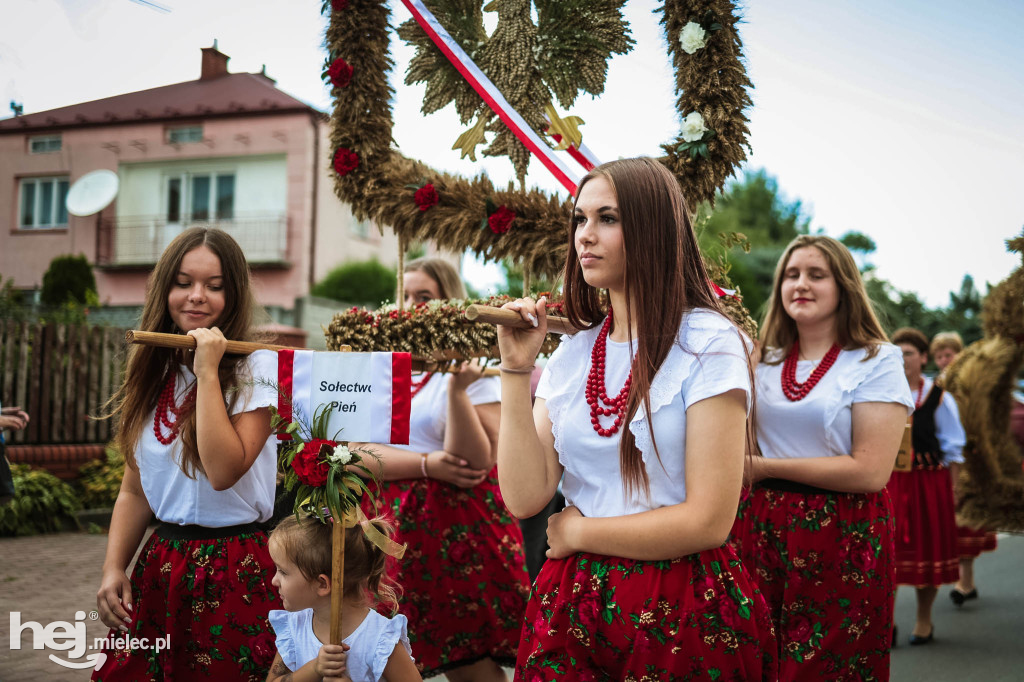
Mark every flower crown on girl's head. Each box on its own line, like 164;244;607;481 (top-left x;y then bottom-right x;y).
264;396;405;561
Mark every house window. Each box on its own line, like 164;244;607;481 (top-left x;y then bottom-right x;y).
167;125;203;144
29;135;62;154
19;177;70;229
165;172;235;222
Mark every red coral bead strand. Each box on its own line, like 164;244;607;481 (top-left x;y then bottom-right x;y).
153;374;197;445
585;311;632;437
780;340;841;401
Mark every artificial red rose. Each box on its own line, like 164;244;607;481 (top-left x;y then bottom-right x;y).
488;205;515;234
402;602;420;625
331;0;348;10
250;631;277;667
291;438;335;487
787;613;814;643
333;147;359;176
448;541;472;565
413;183;439;211
328;57;353;88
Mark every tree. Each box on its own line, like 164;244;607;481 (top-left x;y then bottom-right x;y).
312;259;396;307
41;254;96;306
695;169;811;318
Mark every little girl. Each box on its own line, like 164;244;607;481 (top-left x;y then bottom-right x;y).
266;514;420;682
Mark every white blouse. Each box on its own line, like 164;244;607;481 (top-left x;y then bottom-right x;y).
269;608;411;682
755;344;915;460
912;375;966;464
387;372;500;454
536;308;751;518
137;350;279;526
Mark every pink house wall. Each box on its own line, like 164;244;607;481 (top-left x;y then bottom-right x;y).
0;111;322;310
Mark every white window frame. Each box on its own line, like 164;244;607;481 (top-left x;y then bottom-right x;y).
28;135;62;154
164;170;236;223
166;125;203;145
18;176;70;229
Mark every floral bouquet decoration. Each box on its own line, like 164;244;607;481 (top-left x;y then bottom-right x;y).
270;400;404;558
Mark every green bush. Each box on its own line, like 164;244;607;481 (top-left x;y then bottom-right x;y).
0;464;81;536
41;253;96;306
312;259;396;307
76;444;125;509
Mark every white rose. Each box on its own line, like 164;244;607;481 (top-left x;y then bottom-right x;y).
680;111;708;142
679;22;707;55
329;444;353;465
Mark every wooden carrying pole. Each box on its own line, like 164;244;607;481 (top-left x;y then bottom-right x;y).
125;330;294;354
463;304;579;336
330;505;347;645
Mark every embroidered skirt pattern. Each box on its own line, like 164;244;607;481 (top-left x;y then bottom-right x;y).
364;469;530;678
731;485;894;681
92;528;279;681
515;546;777;681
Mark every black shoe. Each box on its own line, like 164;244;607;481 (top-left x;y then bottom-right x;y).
909;627;934;645
950;588;978;607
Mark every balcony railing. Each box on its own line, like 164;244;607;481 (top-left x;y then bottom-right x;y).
96;213;289;266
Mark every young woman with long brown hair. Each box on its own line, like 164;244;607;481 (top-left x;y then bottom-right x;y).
730;235;914;678
93;227;281;680
347;257;530;682
497;157;776;680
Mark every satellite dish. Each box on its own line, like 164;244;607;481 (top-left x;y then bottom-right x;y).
66;169;119;217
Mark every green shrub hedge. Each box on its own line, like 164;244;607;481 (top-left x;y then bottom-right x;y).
0;464;81;536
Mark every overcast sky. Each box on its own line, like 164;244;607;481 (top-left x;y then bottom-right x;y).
3;0;1022;306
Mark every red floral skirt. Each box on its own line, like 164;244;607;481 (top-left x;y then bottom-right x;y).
92;525;280;682
887;467;959;586
364;469;530;678
955;524;998;558
515;546;777;681
730;484;894;681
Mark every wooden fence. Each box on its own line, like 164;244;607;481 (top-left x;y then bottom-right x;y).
0;320;125;445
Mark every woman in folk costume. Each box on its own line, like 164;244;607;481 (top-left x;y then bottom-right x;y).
349;257;529;682
888;327;966;644
730;235;913;679
931;331;997;607
497;157;777;680
93;228;280;681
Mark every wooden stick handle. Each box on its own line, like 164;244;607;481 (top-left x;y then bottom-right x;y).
463;304;579;336
125;330;295;354
330;516;346;644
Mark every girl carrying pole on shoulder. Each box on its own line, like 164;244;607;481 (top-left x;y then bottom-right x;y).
498;157;777;680
94;227;281;681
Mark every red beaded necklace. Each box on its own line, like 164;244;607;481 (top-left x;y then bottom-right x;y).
780;340;841;401
153;373;197;445
410;372;433;399
586;310;632;437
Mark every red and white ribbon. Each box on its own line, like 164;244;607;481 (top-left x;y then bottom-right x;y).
399;0;581;195
547;131;601;172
